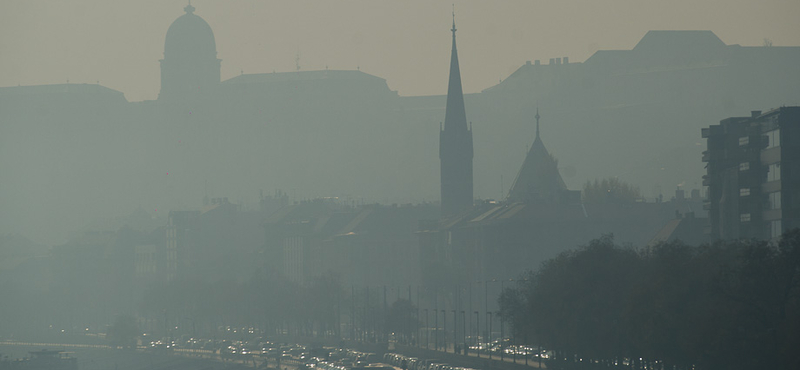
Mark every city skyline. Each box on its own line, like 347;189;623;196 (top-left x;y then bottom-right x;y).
2;0;799;101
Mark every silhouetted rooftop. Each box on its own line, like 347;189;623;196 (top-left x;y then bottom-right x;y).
633;30;726;52
506;116;567;203
0;83;125;98
222;70;387;85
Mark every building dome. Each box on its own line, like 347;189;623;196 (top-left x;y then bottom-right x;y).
164;3;217;61
159;3;221;101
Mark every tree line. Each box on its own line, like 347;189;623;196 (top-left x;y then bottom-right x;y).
499;231;800;370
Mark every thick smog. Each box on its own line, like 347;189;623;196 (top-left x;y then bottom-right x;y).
1;1;799;370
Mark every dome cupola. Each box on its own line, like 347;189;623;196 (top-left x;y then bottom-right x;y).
158;2;221;101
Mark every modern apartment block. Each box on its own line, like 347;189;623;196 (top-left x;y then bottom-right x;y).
702;107;800;240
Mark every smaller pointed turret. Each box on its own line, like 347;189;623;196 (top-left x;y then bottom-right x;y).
506;110;567;203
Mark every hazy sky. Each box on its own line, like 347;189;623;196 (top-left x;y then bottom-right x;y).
1;0;798;102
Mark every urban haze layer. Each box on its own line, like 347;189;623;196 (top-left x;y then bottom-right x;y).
1;2;799;370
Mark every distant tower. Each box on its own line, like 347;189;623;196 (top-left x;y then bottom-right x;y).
506;109;569;203
158;2;221;101
440;13;474;216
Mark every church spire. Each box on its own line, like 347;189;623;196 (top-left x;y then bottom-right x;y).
451;5;457;35
535;108;541;140
444;8;467;132
440;10;473;217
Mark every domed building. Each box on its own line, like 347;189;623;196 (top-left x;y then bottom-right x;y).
158;3;220;101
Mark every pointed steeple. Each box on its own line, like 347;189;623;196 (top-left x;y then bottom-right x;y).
506;110;567;203
444;9;467;132
439;10;473;217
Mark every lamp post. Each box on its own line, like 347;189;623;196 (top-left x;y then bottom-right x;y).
452;309;457;354
417;306;421;347
468;282;473;351
487;311;493;360
483;279;494;359
484;280;489;337
441;310;446;352
423;309;429;349
500;279;506;362
435;307;439;351
416;285;421;347
461;310;466;356
474;311;480;357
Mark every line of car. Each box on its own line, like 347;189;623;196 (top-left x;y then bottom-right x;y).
383;353;479;370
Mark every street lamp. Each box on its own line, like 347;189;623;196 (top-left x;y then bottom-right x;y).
441;309;447;352
423;309;429;349
483;279;493;359
417;306;421;348
461;310;466;356
474;311;480;357
500;279;506;362
487;311;493;360
452;309;457;354
416;285;421;347
435;307;439;351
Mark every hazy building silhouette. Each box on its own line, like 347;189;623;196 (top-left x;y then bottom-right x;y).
3;3;800;260
263;199;437;286
439;16;473;217
703;107;800;240
158;3;221;101
647;209;708;247
165;209;199;281
262;199;353;284
506;110;580;203
163;197;265;282
421;110;705;286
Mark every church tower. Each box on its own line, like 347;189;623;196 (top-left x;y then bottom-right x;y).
158;2;221;101
440;13;474;216
506;110;569;203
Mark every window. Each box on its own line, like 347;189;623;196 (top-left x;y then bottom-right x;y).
740;213;751;222
740;188;750;196
771;220;782;238
766;129;780;149
767;163;781;182
739;162;750;171
768;192;781;210
739;136;750;146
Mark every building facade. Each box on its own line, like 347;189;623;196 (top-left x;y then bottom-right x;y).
702;107;800;240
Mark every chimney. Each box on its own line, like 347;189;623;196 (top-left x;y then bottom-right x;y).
526;60;531;66
555;57;562;65
534;60;540;65
549;58;555;65
563;57;569;64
